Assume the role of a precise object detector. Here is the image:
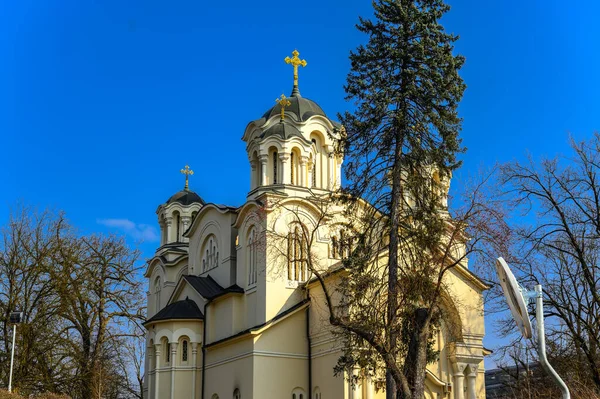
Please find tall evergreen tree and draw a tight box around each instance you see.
[339,1,466,398]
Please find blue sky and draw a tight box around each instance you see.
[1,0,599,368]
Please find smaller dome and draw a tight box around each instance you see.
[166,189,205,206]
[262,95,328,122]
[260,121,311,144]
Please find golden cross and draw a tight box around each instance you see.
[180,165,194,190]
[276,94,291,120]
[284,50,307,93]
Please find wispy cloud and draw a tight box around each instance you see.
[97,218,159,242]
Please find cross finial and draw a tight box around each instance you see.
[284,49,307,97]
[180,165,194,190]
[276,94,291,121]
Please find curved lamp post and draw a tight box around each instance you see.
[495,257,570,399]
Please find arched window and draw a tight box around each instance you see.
[311,138,318,188]
[247,228,258,286]
[287,226,307,282]
[202,236,219,272]
[313,387,321,399]
[273,151,278,184]
[339,229,353,259]
[154,277,161,312]
[161,338,170,365]
[175,212,181,241]
[290,152,295,184]
[331,236,338,259]
[212,395,219,399]
[292,388,306,399]
[181,339,188,362]
[233,388,241,399]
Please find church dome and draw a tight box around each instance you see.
[262,94,328,122]
[259,120,310,143]
[166,189,205,206]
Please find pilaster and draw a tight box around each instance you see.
[154,344,162,397]
[279,152,291,184]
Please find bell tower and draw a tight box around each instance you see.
[156,165,204,248]
[241,50,344,199]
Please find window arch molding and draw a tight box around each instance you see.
[179,336,190,364]
[154,276,162,313]
[201,234,220,273]
[246,226,258,286]
[292,387,306,399]
[287,222,308,282]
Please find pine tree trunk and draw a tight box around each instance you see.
[387,132,405,399]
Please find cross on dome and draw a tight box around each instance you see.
[180,165,194,190]
[275,94,291,120]
[284,49,307,97]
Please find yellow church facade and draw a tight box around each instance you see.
[143,51,488,399]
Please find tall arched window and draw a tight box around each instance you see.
[290,152,295,184]
[175,212,181,241]
[287,226,307,282]
[331,236,338,259]
[161,338,170,365]
[247,228,258,286]
[233,388,241,399]
[273,151,278,184]
[154,277,161,312]
[202,236,219,272]
[181,339,188,362]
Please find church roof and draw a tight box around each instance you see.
[144,298,203,324]
[184,275,244,300]
[166,189,205,206]
[259,121,311,143]
[262,94,328,122]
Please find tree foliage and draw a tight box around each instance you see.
[495,134,600,395]
[336,0,470,397]
[0,205,145,398]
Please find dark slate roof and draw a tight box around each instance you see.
[166,189,205,206]
[262,95,328,122]
[184,275,244,300]
[259,121,311,143]
[145,298,203,324]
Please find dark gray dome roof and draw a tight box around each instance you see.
[145,298,203,324]
[260,121,311,143]
[263,95,328,122]
[166,189,205,206]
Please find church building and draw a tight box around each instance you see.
[143,50,489,399]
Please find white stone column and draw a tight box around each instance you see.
[147,348,154,399]
[326,149,334,190]
[453,362,467,399]
[181,216,191,242]
[250,159,257,189]
[365,375,374,399]
[466,364,478,399]
[259,155,268,186]
[300,156,308,188]
[170,342,178,399]
[279,153,290,184]
[154,344,162,398]
[349,368,361,399]
[165,216,173,243]
[308,159,315,188]
[191,343,199,399]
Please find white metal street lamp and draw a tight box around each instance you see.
[495,257,570,399]
[8,311,23,393]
